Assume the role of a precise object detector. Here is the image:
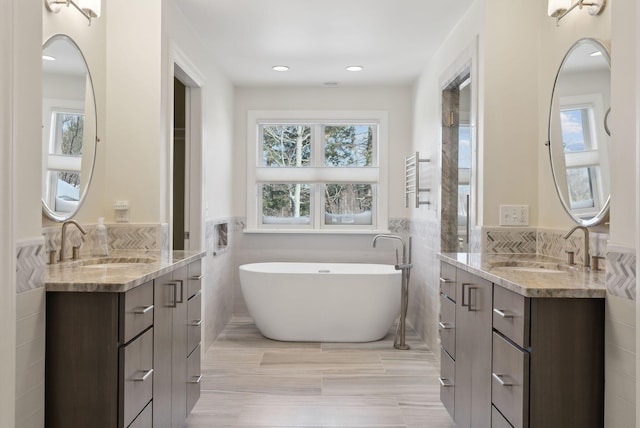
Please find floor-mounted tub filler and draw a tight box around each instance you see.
[372,234,413,350]
[239,262,401,343]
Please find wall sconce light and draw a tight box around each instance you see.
[45,0,101,25]
[548,0,606,24]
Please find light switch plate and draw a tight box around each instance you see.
[499,205,529,226]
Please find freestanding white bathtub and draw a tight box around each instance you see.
[239,262,401,342]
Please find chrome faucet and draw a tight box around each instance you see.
[372,234,408,267]
[372,234,412,350]
[563,225,590,269]
[59,219,87,262]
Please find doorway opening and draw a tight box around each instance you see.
[172,64,203,252]
[441,68,473,253]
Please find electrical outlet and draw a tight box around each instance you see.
[499,205,529,226]
[114,200,130,223]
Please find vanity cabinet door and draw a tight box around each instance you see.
[439,347,455,418]
[454,269,492,428]
[187,343,203,414]
[153,265,192,428]
[492,285,529,348]
[439,294,456,358]
[120,328,154,428]
[121,280,154,344]
[128,402,152,428]
[491,331,529,428]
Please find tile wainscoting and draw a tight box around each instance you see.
[204,217,244,349]
[42,222,169,261]
[15,237,46,428]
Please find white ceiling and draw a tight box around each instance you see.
[174,0,475,87]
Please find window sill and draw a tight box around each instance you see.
[243,229,391,235]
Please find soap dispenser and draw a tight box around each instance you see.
[94,217,109,256]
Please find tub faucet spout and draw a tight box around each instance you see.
[372,234,407,265]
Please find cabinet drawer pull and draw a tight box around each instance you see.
[191,275,204,280]
[133,369,154,382]
[168,282,178,308]
[493,308,514,318]
[439,277,454,283]
[492,372,513,386]
[134,305,154,314]
[176,279,185,303]
[190,319,203,326]
[438,377,454,387]
[189,375,203,384]
[438,321,453,330]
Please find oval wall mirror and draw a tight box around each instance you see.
[41,34,98,222]
[548,38,611,227]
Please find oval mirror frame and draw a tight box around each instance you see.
[547,38,611,227]
[41,34,98,222]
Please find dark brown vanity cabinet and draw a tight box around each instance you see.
[153,260,203,428]
[46,259,203,428]
[491,286,604,428]
[439,261,605,428]
[46,280,155,428]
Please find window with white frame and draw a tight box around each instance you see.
[559,94,608,217]
[246,111,388,232]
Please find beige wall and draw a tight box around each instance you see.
[1,1,17,426]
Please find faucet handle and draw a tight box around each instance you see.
[565,250,575,265]
[48,249,57,265]
[72,245,81,261]
[591,255,606,271]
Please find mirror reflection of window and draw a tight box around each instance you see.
[45,110,84,213]
[560,105,602,216]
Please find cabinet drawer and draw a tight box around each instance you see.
[492,405,513,428]
[492,332,529,428]
[440,262,457,301]
[188,291,202,355]
[128,401,152,428]
[187,344,202,415]
[493,285,529,348]
[120,328,154,428]
[120,281,154,344]
[188,260,203,299]
[439,295,455,358]
[439,347,455,419]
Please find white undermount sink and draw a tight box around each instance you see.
[489,260,578,274]
[79,257,156,268]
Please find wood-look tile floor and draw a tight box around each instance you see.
[185,317,455,428]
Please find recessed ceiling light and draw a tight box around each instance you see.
[589,51,602,57]
[323,82,339,87]
[272,65,289,72]
[42,55,56,61]
[346,65,364,72]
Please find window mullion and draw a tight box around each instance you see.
[314,125,324,228]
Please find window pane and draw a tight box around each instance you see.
[51,112,84,155]
[566,167,595,209]
[261,184,311,224]
[261,125,311,167]
[46,170,81,213]
[324,184,372,225]
[560,108,594,153]
[324,125,373,167]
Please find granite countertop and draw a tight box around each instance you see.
[45,249,206,293]
[439,253,606,298]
